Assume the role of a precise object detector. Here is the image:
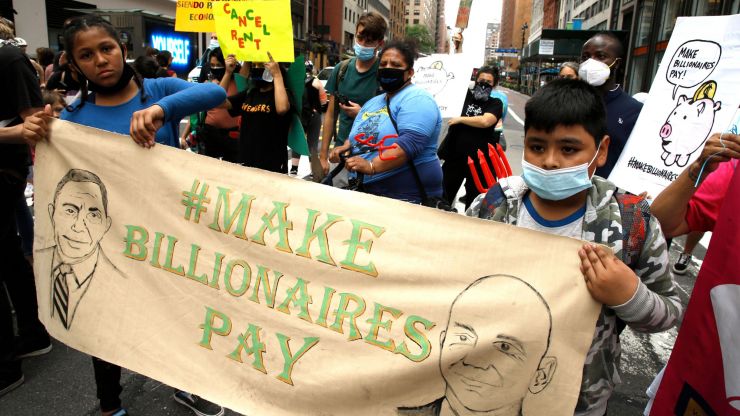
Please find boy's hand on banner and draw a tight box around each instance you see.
[264,52,282,80]
[578,244,639,306]
[130,105,165,148]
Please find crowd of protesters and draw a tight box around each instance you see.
[1,9,739,416]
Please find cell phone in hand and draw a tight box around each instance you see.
[335,93,350,106]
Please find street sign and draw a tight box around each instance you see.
[539,39,555,55]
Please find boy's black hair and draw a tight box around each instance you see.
[524,78,607,144]
[476,66,499,87]
[379,39,418,69]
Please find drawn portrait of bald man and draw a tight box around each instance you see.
[35,169,124,331]
[399,274,557,416]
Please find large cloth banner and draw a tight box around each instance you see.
[214,0,294,62]
[34,121,600,415]
[413,54,474,118]
[651,166,740,415]
[609,14,740,197]
[175,0,217,33]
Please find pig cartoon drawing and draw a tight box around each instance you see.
[660,80,722,167]
[414,61,455,96]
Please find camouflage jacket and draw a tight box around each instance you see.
[468,176,682,416]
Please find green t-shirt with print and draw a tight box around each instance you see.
[325,57,381,145]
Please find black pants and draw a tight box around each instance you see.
[0,170,46,380]
[92,357,122,412]
[441,135,501,209]
[200,124,239,163]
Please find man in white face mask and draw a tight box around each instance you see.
[579,32,643,178]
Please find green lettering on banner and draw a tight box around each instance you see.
[248,265,283,308]
[227,324,267,374]
[364,303,402,352]
[185,244,208,284]
[162,235,185,276]
[315,285,336,327]
[340,220,385,277]
[250,201,294,253]
[275,278,313,323]
[329,292,366,341]
[395,315,436,362]
[209,252,225,289]
[275,333,320,386]
[207,187,255,240]
[198,306,232,350]
[294,209,342,266]
[150,231,165,268]
[224,259,251,297]
[123,225,148,260]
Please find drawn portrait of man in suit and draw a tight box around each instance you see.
[398,274,557,416]
[37,169,122,330]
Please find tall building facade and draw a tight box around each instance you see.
[436,0,449,52]
[558,0,613,30]
[499,0,533,71]
[389,0,406,39]
[484,22,501,63]
[405,0,438,35]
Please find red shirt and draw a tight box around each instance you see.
[685,159,738,232]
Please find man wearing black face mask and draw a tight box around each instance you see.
[580,32,642,178]
[440,66,503,208]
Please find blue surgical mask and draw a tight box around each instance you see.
[521,146,601,201]
[354,42,377,61]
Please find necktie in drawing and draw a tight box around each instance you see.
[53,263,74,329]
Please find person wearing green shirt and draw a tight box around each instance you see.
[319,11,388,183]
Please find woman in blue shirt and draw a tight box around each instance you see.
[329,40,443,203]
[23,14,226,416]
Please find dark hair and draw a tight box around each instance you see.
[155,50,172,68]
[0,17,14,40]
[145,46,159,57]
[591,31,625,59]
[356,11,387,42]
[53,169,109,215]
[209,47,225,67]
[524,78,607,144]
[133,56,160,79]
[476,66,499,87]
[62,14,147,110]
[36,47,55,67]
[379,39,418,69]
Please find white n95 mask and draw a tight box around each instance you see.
[578,58,614,87]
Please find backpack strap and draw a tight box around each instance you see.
[337,58,352,86]
[615,193,652,269]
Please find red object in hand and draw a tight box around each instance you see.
[496,143,513,176]
[487,143,505,180]
[468,156,486,193]
[477,149,496,188]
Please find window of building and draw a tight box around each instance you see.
[413,18,419,24]
[634,0,655,46]
[657,0,681,41]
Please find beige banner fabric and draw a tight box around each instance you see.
[34,120,600,416]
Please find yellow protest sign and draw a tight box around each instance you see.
[175,0,217,33]
[214,0,294,62]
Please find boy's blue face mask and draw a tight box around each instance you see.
[354,42,377,61]
[521,143,602,201]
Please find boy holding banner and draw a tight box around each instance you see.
[468,79,682,415]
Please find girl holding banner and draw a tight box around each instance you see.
[22,14,227,416]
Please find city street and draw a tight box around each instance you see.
[0,87,707,416]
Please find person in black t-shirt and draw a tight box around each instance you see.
[225,53,291,174]
[440,66,503,208]
[0,19,52,397]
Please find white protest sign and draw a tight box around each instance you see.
[609,15,740,197]
[413,54,474,118]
